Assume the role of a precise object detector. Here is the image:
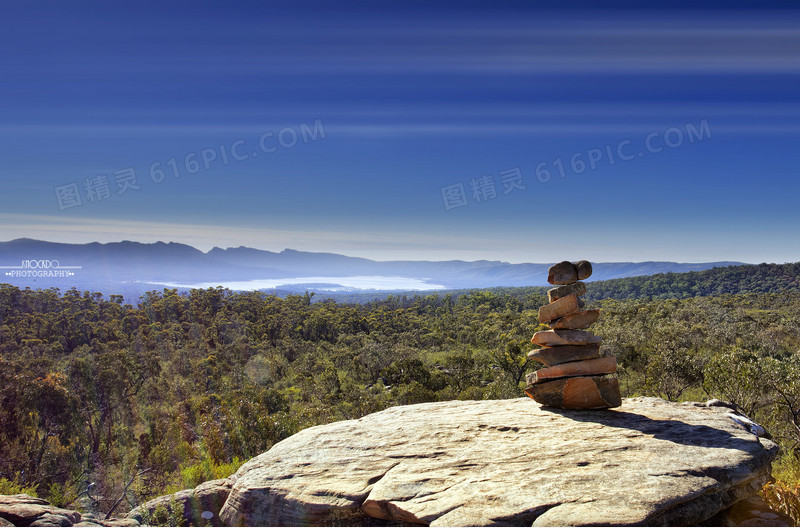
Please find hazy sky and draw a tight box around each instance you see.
[2,1,799,263]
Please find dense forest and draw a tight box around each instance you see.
[586,262,800,300]
[1,274,800,523]
[321,261,800,305]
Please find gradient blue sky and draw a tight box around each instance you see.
[1,0,799,263]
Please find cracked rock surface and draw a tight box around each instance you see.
[219,397,777,527]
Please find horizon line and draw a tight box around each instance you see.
[0,237,766,266]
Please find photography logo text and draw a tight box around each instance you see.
[0,259,82,278]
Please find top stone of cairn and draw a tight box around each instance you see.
[547,260,593,285]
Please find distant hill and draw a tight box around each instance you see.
[0,238,743,302]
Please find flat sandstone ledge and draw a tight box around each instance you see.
[0,494,139,527]
[219,397,778,527]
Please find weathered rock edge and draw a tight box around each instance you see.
[0,494,138,527]
[219,397,778,527]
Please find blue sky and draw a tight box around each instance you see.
[1,1,799,263]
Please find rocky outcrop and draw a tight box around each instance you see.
[0,495,79,527]
[219,397,778,527]
[126,478,231,526]
[0,495,137,527]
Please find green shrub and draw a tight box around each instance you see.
[178,455,244,490]
[0,475,38,496]
[141,497,187,527]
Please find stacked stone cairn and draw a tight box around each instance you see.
[524,260,622,409]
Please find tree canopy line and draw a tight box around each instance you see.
[321,261,800,305]
[584,262,800,300]
[0,262,799,523]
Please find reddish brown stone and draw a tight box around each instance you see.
[527,344,601,367]
[531,329,602,347]
[524,376,621,409]
[526,356,617,385]
[547,261,578,285]
[547,281,586,303]
[549,309,600,330]
[538,294,579,324]
[575,260,593,280]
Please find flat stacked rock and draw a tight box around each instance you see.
[524,260,622,409]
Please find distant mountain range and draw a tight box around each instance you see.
[0,238,744,302]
